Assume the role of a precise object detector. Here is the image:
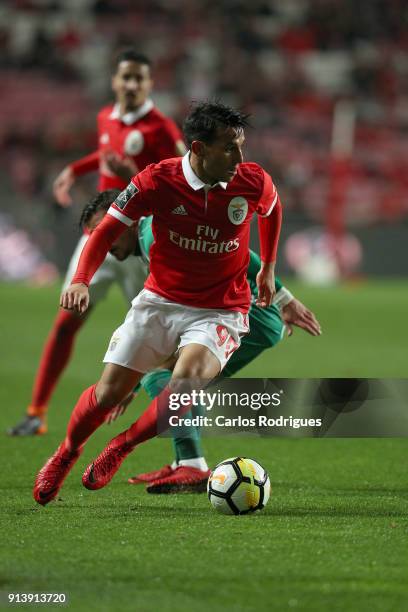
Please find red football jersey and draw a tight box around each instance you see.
[108,154,279,312]
[71,100,184,191]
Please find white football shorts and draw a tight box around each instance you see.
[63,234,147,305]
[103,289,249,373]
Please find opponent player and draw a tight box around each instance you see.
[9,49,185,436]
[33,101,283,505]
[79,190,321,493]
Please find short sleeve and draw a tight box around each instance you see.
[108,165,156,226]
[256,169,279,217]
[154,120,186,160]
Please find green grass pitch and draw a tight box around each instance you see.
[0,280,407,611]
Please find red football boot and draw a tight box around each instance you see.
[33,442,81,505]
[82,434,133,491]
[128,464,174,484]
[146,466,211,494]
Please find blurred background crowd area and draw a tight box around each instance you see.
[0,0,407,281]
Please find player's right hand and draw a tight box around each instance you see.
[102,150,138,182]
[60,283,90,314]
[53,166,75,207]
[105,391,136,424]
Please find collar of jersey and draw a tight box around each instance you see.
[109,99,154,125]
[182,153,228,191]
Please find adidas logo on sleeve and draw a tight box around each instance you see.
[172,205,188,215]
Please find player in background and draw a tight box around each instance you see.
[8,49,186,436]
[33,101,284,505]
[75,191,321,493]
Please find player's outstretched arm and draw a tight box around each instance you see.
[60,213,126,314]
[53,166,75,207]
[53,152,100,207]
[257,197,282,307]
[282,298,322,337]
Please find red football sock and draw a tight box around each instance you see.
[29,309,84,415]
[124,386,192,447]
[65,384,112,451]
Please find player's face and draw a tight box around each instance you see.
[87,211,137,260]
[112,61,152,112]
[109,229,138,261]
[198,127,245,184]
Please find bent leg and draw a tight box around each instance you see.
[66,363,143,452]
[29,308,89,415]
[142,368,206,463]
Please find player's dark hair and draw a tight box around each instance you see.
[113,48,152,72]
[79,189,121,228]
[182,101,250,147]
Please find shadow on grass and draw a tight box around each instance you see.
[12,501,408,521]
[12,503,211,518]
[265,507,407,518]
[275,481,408,493]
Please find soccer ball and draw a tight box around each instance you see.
[207,457,271,515]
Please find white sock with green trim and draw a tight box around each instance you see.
[178,457,209,471]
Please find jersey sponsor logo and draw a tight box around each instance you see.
[124,129,144,155]
[114,183,139,211]
[172,205,188,215]
[228,197,248,225]
[169,224,240,254]
[100,133,109,144]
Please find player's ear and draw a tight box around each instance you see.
[191,140,206,157]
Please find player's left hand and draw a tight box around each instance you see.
[256,263,276,307]
[105,391,136,424]
[102,151,138,182]
[282,298,322,336]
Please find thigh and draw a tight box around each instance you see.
[174,343,221,380]
[96,362,143,407]
[223,305,284,376]
[102,290,181,373]
[178,310,249,373]
[247,303,284,348]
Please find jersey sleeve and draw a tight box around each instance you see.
[256,169,279,217]
[107,165,156,227]
[70,151,99,177]
[258,198,282,263]
[72,214,125,286]
[154,120,186,160]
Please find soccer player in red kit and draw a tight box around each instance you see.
[33,101,283,505]
[9,49,186,436]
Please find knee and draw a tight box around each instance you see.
[172,360,217,384]
[95,381,124,409]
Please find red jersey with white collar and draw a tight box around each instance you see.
[107,154,280,312]
[71,100,184,191]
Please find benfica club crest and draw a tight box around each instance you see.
[124,129,145,155]
[228,197,248,225]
